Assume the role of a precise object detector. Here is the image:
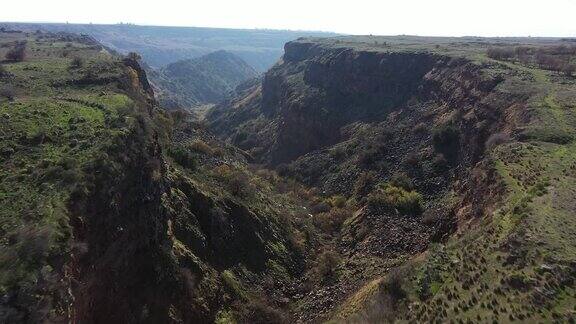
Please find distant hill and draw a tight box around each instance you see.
[148,50,258,109]
[0,23,336,71]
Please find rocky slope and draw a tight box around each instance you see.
[208,36,576,322]
[0,30,305,323]
[2,29,576,323]
[148,50,258,109]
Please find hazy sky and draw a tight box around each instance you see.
[2,0,575,37]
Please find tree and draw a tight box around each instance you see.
[126,52,141,61]
[5,42,26,62]
[69,56,84,69]
[0,85,15,101]
[562,64,575,77]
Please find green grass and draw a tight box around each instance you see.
[0,31,138,296]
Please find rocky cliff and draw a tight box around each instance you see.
[209,36,576,322]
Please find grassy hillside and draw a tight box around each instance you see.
[0,29,160,321]
[0,30,310,323]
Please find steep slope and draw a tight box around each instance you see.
[149,51,258,109]
[208,36,576,322]
[0,30,306,323]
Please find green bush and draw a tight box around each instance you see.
[314,207,351,233]
[5,41,26,62]
[168,146,196,169]
[315,250,341,284]
[0,85,15,101]
[432,123,460,155]
[69,56,84,69]
[367,183,423,216]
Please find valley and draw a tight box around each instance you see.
[1,27,576,324]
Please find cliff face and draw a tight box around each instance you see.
[0,30,304,324]
[208,37,570,322]
[208,39,507,171]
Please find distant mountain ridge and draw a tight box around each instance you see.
[0,22,336,71]
[148,50,258,109]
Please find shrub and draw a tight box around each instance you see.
[367,183,423,216]
[213,166,254,197]
[432,153,449,172]
[486,47,515,60]
[275,163,290,177]
[328,195,347,208]
[353,171,376,199]
[485,132,510,151]
[0,64,7,77]
[357,146,380,167]
[126,52,141,61]
[404,152,420,168]
[383,266,408,303]
[189,139,213,155]
[168,146,196,169]
[562,64,575,77]
[237,299,289,324]
[169,109,190,127]
[358,265,411,323]
[226,171,252,197]
[0,85,15,101]
[432,123,460,151]
[389,172,413,190]
[310,200,331,214]
[69,56,84,69]
[314,207,351,233]
[413,122,427,134]
[5,41,26,62]
[315,250,341,284]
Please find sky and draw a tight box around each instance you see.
[2,0,575,37]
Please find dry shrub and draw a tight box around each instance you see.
[189,139,213,155]
[485,132,511,151]
[5,41,26,62]
[353,171,376,199]
[486,47,515,60]
[309,200,331,214]
[169,109,190,126]
[354,266,411,323]
[236,299,289,324]
[314,250,341,284]
[314,207,351,233]
[212,165,254,197]
[0,84,15,101]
